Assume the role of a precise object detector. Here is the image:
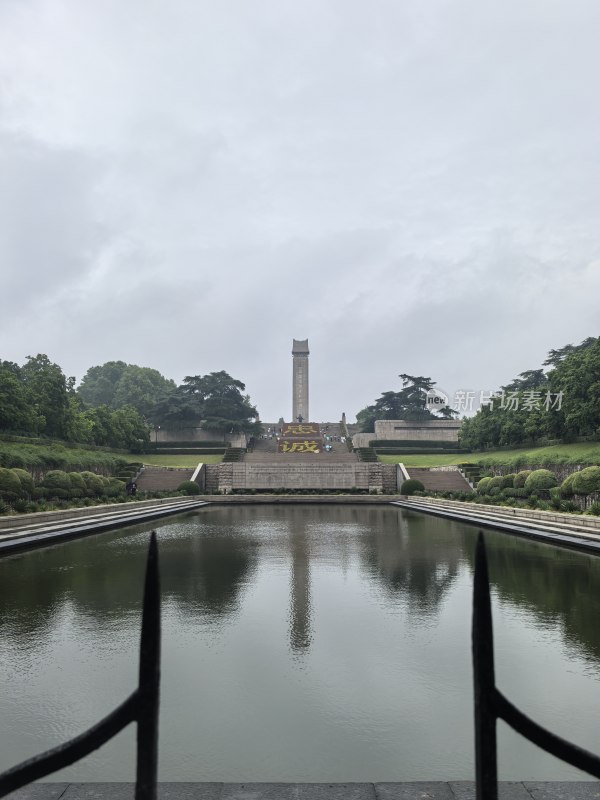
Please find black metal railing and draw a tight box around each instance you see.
[0,532,160,800]
[1,529,599,800]
[473,531,600,798]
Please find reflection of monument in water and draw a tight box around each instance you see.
[288,512,312,652]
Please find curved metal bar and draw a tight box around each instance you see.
[0,532,161,800]
[472,532,498,800]
[494,689,600,779]
[136,531,161,800]
[0,693,138,798]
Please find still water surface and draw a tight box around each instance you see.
[0,505,599,782]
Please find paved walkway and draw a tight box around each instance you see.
[6,782,600,799]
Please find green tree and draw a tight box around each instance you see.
[0,361,41,432]
[165,371,261,436]
[77,361,128,407]
[112,366,176,421]
[83,405,150,450]
[547,337,600,438]
[502,369,548,391]
[77,362,176,422]
[356,374,454,432]
[459,335,600,449]
[21,354,70,438]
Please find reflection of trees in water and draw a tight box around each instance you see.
[360,509,464,616]
[459,530,600,666]
[159,528,258,617]
[0,514,258,649]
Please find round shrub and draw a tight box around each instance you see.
[0,467,23,501]
[502,473,517,489]
[572,466,600,496]
[10,468,34,496]
[488,476,505,491]
[178,480,201,495]
[68,472,87,498]
[80,471,106,496]
[523,469,558,495]
[40,470,73,499]
[400,479,425,495]
[514,470,533,489]
[477,477,492,494]
[5,452,25,469]
[105,478,126,497]
[560,472,577,498]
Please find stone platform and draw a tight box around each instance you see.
[6,782,600,800]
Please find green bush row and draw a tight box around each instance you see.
[0,467,126,502]
[370,440,461,449]
[413,488,600,516]
[0,442,129,475]
[148,441,228,449]
[477,467,600,497]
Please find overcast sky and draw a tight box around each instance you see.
[1,0,599,422]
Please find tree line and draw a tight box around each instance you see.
[460,335,600,450]
[0,356,260,450]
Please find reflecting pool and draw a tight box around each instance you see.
[0,505,599,782]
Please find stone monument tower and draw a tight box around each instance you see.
[292,339,309,422]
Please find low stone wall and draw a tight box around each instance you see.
[397,495,600,531]
[352,432,374,448]
[218,462,384,491]
[374,419,462,442]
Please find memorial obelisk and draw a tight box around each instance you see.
[292,339,309,422]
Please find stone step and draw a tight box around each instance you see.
[406,468,474,493]
[136,466,196,492]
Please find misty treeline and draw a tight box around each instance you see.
[460,336,600,450]
[0,356,260,450]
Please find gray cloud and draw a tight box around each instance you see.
[1,0,599,421]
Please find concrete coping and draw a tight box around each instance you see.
[0,496,204,532]
[398,495,600,530]
[8,782,600,799]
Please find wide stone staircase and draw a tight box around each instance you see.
[405,467,473,493]
[135,466,195,492]
[246,423,358,463]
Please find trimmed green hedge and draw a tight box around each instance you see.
[148,440,228,449]
[177,480,202,495]
[374,448,468,455]
[514,470,533,488]
[477,477,492,494]
[0,467,22,500]
[560,472,577,497]
[400,479,425,495]
[11,468,34,495]
[370,440,461,449]
[145,448,226,455]
[524,469,558,494]
[572,466,600,496]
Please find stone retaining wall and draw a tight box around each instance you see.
[218,462,385,491]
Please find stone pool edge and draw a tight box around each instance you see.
[7,781,600,799]
[2,493,600,557]
[392,497,600,555]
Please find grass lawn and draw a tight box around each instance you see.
[378,441,600,468]
[135,454,223,467]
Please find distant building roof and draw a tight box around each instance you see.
[292,339,309,354]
